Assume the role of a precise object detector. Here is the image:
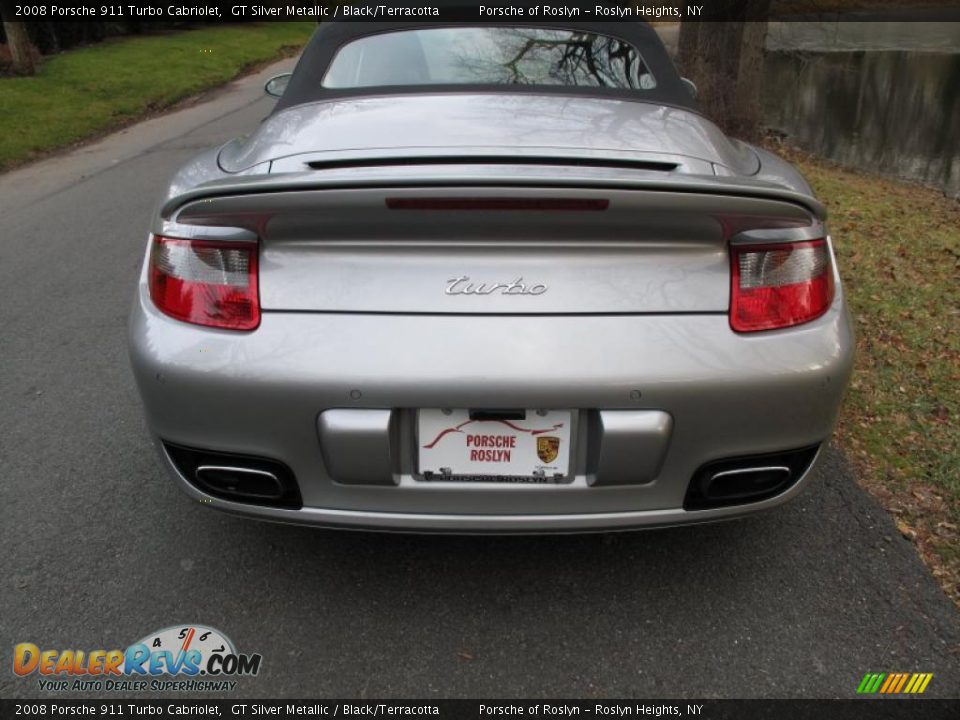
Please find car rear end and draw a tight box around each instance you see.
[129,165,854,532]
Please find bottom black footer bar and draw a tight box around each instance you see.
[2,700,959,720]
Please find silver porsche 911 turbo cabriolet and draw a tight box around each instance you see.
[129,20,854,532]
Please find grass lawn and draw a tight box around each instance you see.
[0,23,314,171]
[783,148,960,606]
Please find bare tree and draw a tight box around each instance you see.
[454,29,644,90]
[677,1,772,140]
[2,16,37,75]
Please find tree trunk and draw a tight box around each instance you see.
[2,19,37,75]
[731,22,770,139]
[674,1,772,141]
[676,22,701,78]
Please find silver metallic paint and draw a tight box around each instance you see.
[129,254,853,523]
[130,93,854,532]
[153,442,828,534]
[217,94,760,175]
[589,411,674,487]
[173,185,816,315]
[318,409,399,486]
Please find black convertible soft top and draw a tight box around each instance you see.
[274,20,696,114]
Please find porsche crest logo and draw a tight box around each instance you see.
[536,436,560,464]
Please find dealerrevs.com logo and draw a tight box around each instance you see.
[13,625,261,692]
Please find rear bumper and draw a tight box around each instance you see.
[156,440,826,533]
[129,282,854,532]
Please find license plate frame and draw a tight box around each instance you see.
[417,409,573,481]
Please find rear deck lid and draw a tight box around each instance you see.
[218,94,759,176]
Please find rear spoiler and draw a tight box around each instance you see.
[160,165,826,222]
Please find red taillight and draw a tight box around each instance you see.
[730,239,834,333]
[148,235,260,331]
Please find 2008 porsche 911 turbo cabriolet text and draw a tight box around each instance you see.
[129,21,854,532]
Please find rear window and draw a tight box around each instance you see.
[323,27,656,91]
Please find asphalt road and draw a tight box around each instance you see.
[1,60,958,701]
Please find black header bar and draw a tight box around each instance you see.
[2,1,959,22]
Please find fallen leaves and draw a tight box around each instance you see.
[775,146,960,610]
[897,521,918,542]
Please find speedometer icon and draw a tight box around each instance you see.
[131,624,235,674]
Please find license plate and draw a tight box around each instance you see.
[417,409,572,480]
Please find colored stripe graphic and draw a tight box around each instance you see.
[857,672,932,694]
[879,674,896,693]
[857,673,883,694]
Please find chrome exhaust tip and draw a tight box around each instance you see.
[195,465,285,501]
[163,442,302,508]
[701,466,792,503]
[684,445,820,510]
